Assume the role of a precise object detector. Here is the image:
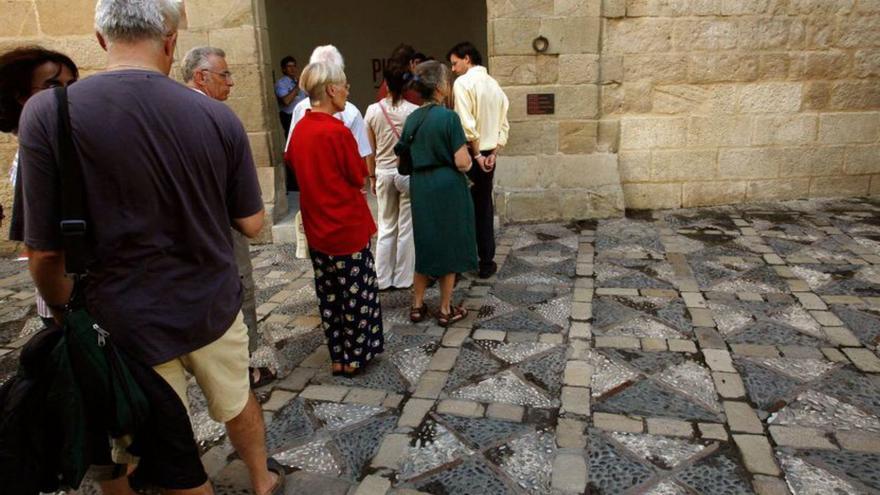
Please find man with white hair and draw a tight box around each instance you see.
[284,45,373,164]
[182,46,276,389]
[17,1,283,494]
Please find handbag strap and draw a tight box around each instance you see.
[406,103,435,144]
[54,86,89,276]
[378,100,401,140]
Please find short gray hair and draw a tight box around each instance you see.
[182,46,226,82]
[95,0,184,44]
[309,45,344,70]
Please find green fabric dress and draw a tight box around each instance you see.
[396,104,478,277]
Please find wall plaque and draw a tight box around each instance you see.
[527,93,555,115]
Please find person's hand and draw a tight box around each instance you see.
[476,155,493,173]
[369,176,377,196]
[486,153,497,170]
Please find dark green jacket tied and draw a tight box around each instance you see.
[0,309,150,494]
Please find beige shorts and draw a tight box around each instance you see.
[152,311,251,423]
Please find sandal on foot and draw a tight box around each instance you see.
[437,305,468,327]
[410,305,428,323]
[264,458,286,495]
[249,367,277,389]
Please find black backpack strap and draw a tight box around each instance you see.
[54,86,89,276]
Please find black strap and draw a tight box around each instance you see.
[54,86,89,275]
[406,103,435,144]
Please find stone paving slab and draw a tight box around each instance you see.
[2,198,880,494]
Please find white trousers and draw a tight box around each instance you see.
[375,170,415,289]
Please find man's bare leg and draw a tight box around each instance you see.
[225,392,278,495]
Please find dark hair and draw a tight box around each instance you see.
[407,60,450,102]
[382,59,409,105]
[280,55,296,70]
[389,44,415,66]
[0,46,78,133]
[446,41,482,66]
[411,52,427,64]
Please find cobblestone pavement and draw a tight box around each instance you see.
[2,197,880,494]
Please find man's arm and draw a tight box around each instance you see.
[28,249,73,322]
[233,210,264,239]
[276,78,299,106]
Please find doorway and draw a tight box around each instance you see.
[265,0,488,111]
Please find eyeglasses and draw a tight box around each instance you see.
[202,69,234,81]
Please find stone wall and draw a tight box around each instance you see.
[0,0,285,245]
[603,0,880,209]
[488,0,626,222]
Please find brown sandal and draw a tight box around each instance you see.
[410,305,428,323]
[437,305,468,327]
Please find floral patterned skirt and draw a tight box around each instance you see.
[309,243,384,368]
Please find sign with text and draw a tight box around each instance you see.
[527,93,555,115]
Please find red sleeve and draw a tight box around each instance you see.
[334,128,367,188]
[376,81,388,101]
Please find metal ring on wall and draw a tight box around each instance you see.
[532,36,549,53]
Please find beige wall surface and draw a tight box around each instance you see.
[264,0,487,112]
[604,0,880,208]
[0,0,285,245]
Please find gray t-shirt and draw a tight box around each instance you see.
[17,69,263,366]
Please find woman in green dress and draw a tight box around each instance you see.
[395,61,477,327]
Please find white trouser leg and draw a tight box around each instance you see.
[375,171,400,289]
[393,173,415,289]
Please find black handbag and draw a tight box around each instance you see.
[395,104,434,176]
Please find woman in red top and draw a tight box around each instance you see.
[285,61,383,377]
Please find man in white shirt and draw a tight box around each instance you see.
[448,41,510,279]
[284,45,374,164]
[182,46,276,389]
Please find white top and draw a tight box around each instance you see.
[285,99,373,158]
[364,97,418,170]
[452,65,510,151]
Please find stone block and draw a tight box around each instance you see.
[492,18,541,55]
[262,390,296,411]
[689,53,759,83]
[753,115,818,145]
[651,150,717,181]
[487,403,525,422]
[830,81,880,110]
[724,401,764,434]
[620,117,687,150]
[276,367,315,391]
[618,151,651,182]
[557,418,587,448]
[593,412,643,432]
[738,17,804,51]
[703,349,736,372]
[810,176,871,198]
[570,322,592,339]
[538,16,601,54]
[595,336,640,349]
[490,55,539,85]
[505,121,559,156]
[642,338,667,352]
[494,155,540,187]
[623,54,689,83]
[0,1,38,37]
[604,0,626,17]
[442,327,470,347]
[437,399,484,418]
[774,146,846,177]
[344,388,387,406]
[733,434,780,476]
[835,15,880,48]
[845,145,880,175]
[842,347,880,372]
[622,182,682,209]
[855,49,880,78]
[758,53,794,79]
[551,454,587,493]
[605,18,673,54]
[354,475,391,495]
[413,371,447,399]
[598,119,620,152]
[738,83,803,113]
[699,423,728,441]
[682,181,747,208]
[397,399,434,428]
[687,116,752,147]
[668,339,697,353]
[226,96,268,132]
[752,475,793,495]
[769,426,836,449]
[564,361,593,387]
[601,82,652,115]
[558,121,598,154]
[819,113,880,144]
[561,386,590,416]
[803,51,851,79]
[209,27,260,65]
[371,434,409,469]
[835,431,880,452]
[558,185,626,220]
[801,81,829,111]
[35,0,97,35]
[428,348,459,371]
[299,385,348,402]
[555,0,600,16]
[487,0,554,18]
[747,178,811,202]
[647,418,694,437]
[673,19,738,51]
